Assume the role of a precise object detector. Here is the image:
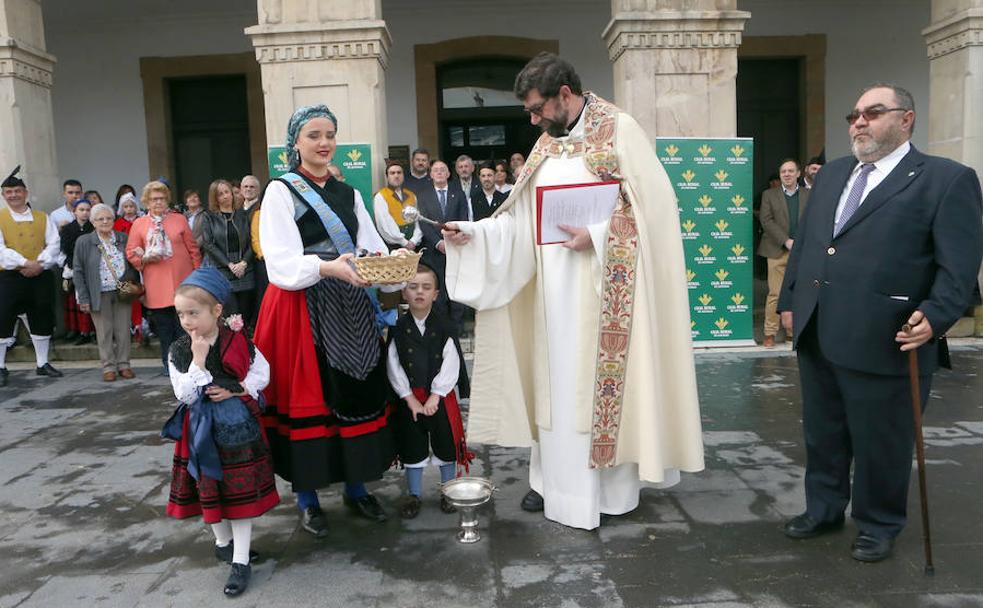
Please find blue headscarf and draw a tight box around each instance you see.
[72,198,90,209]
[181,267,232,305]
[285,104,338,169]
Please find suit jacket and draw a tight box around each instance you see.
[778,145,983,376]
[757,186,809,258]
[472,189,508,221]
[450,178,482,219]
[415,185,467,279]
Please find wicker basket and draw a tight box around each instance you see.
[352,250,424,284]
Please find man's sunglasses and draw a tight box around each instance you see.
[846,106,909,125]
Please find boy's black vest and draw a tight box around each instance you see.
[391,312,470,398]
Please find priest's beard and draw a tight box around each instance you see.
[539,109,571,138]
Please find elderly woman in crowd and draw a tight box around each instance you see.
[125,181,201,374]
[113,191,145,344]
[254,104,398,537]
[197,179,256,321]
[73,204,139,381]
[114,193,141,234]
[60,198,96,345]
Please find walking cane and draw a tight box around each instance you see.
[903,323,935,575]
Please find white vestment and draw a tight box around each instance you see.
[446,102,703,530]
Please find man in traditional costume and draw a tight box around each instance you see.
[372,160,422,251]
[443,53,704,530]
[0,166,64,386]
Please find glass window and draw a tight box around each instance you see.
[468,125,506,146]
[448,126,465,148]
[438,58,526,109]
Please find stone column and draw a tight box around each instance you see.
[602,0,750,141]
[0,0,58,210]
[923,0,983,335]
[246,0,391,191]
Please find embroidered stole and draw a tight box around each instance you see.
[500,94,638,469]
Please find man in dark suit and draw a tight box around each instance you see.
[758,159,809,347]
[450,154,482,221]
[473,161,507,221]
[416,160,468,325]
[778,84,983,562]
[403,148,433,195]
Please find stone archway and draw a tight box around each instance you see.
[413,36,559,155]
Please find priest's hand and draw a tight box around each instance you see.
[443,223,471,246]
[781,311,793,334]
[405,395,426,422]
[559,224,593,251]
[897,310,934,351]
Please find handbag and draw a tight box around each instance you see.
[98,241,145,302]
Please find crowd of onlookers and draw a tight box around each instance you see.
[4,149,526,382]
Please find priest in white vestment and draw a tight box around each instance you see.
[443,53,704,530]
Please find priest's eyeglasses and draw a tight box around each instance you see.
[524,98,552,117]
[845,105,908,125]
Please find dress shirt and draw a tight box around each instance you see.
[0,206,61,270]
[49,204,75,227]
[834,141,911,226]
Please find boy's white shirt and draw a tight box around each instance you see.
[386,312,459,399]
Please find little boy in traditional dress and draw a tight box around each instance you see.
[386,264,471,518]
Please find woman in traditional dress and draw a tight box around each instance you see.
[254,105,396,537]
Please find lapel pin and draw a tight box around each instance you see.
[908,171,915,177]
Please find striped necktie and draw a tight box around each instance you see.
[834,163,875,237]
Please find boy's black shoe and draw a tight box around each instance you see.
[301,507,329,538]
[36,363,63,378]
[0,368,8,387]
[214,542,259,564]
[343,493,388,522]
[520,489,544,512]
[223,563,251,597]
[399,495,422,519]
[440,495,457,514]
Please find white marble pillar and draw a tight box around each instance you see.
[0,0,58,210]
[602,0,750,140]
[246,0,390,191]
[923,0,983,335]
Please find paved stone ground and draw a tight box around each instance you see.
[1,347,982,608]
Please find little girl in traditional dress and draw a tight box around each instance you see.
[163,268,279,597]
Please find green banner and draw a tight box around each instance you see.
[267,146,291,178]
[656,137,754,346]
[335,143,373,217]
[267,143,374,216]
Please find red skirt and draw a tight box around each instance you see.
[254,285,394,491]
[64,290,94,333]
[166,399,280,523]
